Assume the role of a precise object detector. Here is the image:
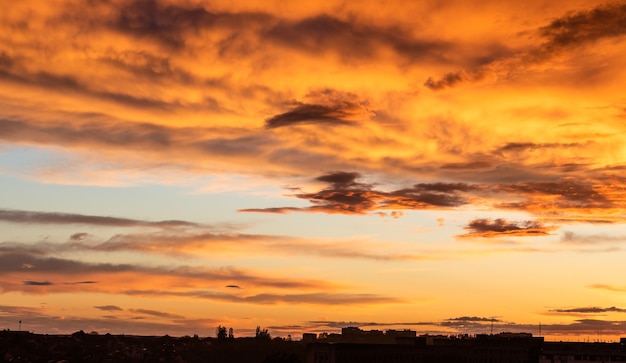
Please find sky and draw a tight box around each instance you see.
[1,0,626,341]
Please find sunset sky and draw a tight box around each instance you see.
[2,0,626,341]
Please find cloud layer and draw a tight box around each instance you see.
[2,0,626,338]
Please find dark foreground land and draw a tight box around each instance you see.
[4,329,626,363]
[0,330,304,363]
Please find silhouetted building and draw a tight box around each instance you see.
[303,333,318,343]
[539,341,626,363]
[307,331,544,363]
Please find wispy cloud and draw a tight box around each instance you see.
[94,305,123,312]
[129,308,185,319]
[0,208,203,229]
[0,304,217,336]
[447,316,501,322]
[587,284,626,293]
[123,290,402,306]
[0,230,436,262]
[550,306,626,314]
[0,252,333,292]
[561,231,626,245]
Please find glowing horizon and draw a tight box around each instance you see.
[2,0,626,341]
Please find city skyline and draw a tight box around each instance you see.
[1,0,626,340]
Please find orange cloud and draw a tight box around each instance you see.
[425,2,626,90]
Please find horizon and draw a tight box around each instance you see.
[3,325,625,344]
[2,0,626,343]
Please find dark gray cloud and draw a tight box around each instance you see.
[23,280,53,286]
[95,305,123,312]
[447,316,501,322]
[539,3,626,49]
[266,103,358,128]
[22,279,96,287]
[315,171,366,189]
[495,142,582,154]
[241,172,474,215]
[265,89,372,129]
[499,181,612,209]
[404,182,476,194]
[551,306,626,314]
[424,71,470,90]
[459,218,553,238]
[377,185,469,208]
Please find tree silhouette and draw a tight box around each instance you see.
[216,325,227,340]
[255,326,271,340]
